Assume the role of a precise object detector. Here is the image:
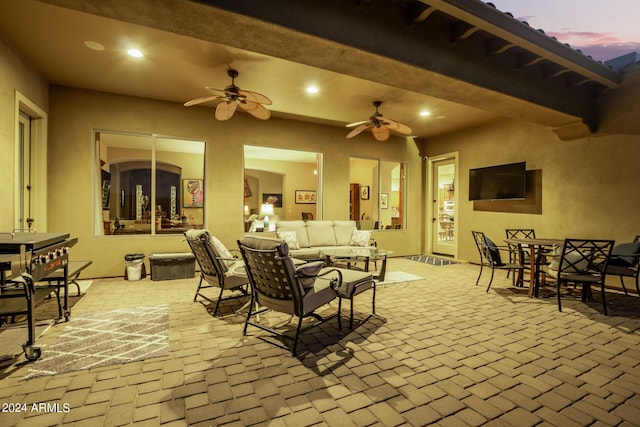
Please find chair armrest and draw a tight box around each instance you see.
[296,262,342,291]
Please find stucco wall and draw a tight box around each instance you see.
[47,86,422,277]
[425,119,640,264]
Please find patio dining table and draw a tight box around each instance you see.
[504,237,563,298]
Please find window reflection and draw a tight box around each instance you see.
[243,146,322,232]
[350,157,405,230]
[96,131,205,236]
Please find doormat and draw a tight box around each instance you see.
[23,304,169,380]
[0,320,55,364]
[404,255,458,266]
[377,271,424,285]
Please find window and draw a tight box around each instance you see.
[350,157,405,230]
[243,146,322,231]
[96,131,205,236]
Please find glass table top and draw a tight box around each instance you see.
[320,247,393,258]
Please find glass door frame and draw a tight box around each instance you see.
[427,153,458,257]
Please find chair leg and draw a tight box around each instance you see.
[475,264,483,286]
[291,315,305,355]
[486,266,495,293]
[194,275,204,302]
[212,287,224,316]
[619,276,628,296]
[348,298,354,329]
[557,281,563,312]
[636,275,640,296]
[371,283,376,315]
[337,298,342,330]
[600,283,608,316]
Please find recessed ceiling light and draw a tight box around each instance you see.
[127,48,144,58]
[306,86,319,94]
[419,110,431,117]
[84,40,104,51]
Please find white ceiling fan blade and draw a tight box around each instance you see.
[383,117,413,135]
[215,100,238,121]
[346,120,370,128]
[372,125,390,141]
[239,101,271,120]
[184,95,222,106]
[239,89,272,105]
[346,123,371,139]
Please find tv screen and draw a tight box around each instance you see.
[469,162,526,201]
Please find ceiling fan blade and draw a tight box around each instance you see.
[184,95,222,107]
[215,100,238,121]
[383,117,413,135]
[346,120,370,128]
[239,89,272,105]
[238,101,271,120]
[372,125,390,141]
[346,123,371,139]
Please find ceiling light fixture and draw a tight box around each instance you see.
[346,101,412,141]
[306,85,319,94]
[419,110,431,117]
[184,69,272,121]
[84,40,104,51]
[127,48,144,58]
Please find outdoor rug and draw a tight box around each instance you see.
[0,320,55,364]
[377,271,424,285]
[405,255,458,266]
[24,304,169,379]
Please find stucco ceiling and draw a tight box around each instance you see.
[0,0,508,140]
[1,0,619,141]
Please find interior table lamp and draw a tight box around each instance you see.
[260,203,274,231]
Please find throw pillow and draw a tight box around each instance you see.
[609,242,640,267]
[277,230,300,250]
[296,261,325,289]
[349,230,371,247]
[210,235,234,267]
[481,237,503,266]
[548,244,589,273]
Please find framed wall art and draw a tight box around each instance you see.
[295,190,317,204]
[262,193,283,207]
[360,186,370,200]
[380,193,389,209]
[183,179,204,208]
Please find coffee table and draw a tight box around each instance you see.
[320,247,392,281]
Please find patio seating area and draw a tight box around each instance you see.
[1,257,639,426]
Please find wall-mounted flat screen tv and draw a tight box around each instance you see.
[469,162,526,201]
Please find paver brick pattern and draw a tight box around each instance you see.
[1,258,639,426]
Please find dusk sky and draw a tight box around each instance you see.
[486,0,640,62]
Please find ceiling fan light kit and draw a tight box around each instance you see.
[186,73,412,137]
[184,68,272,121]
[346,101,412,141]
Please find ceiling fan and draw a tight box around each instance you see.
[184,69,272,121]
[346,101,412,141]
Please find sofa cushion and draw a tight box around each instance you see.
[276,220,310,248]
[306,221,338,247]
[277,230,300,250]
[333,220,358,245]
[349,229,371,247]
